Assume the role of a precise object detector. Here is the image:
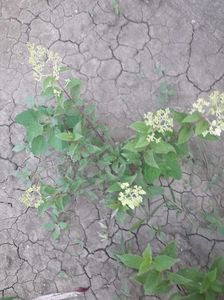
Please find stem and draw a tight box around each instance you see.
[58,82,113,144]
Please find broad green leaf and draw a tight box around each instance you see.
[67,78,82,99]
[143,164,161,184]
[211,256,224,276]
[178,126,193,144]
[148,186,164,197]
[182,112,201,123]
[207,268,217,282]
[143,244,152,263]
[175,142,189,157]
[195,119,209,136]
[64,113,81,128]
[211,280,224,293]
[168,272,192,285]
[151,141,176,154]
[49,132,64,151]
[166,153,182,180]
[144,149,159,168]
[15,109,38,126]
[122,151,141,164]
[122,140,138,152]
[118,254,143,270]
[135,136,149,149]
[143,270,161,293]
[107,183,121,193]
[27,122,43,142]
[130,121,149,133]
[73,121,82,134]
[56,132,74,141]
[180,294,204,300]
[160,241,176,258]
[170,293,182,300]
[31,135,47,155]
[135,270,149,284]
[139,259,152,274]
[204,291,217,300]
[172,110,188,123]
[153,255,177,272]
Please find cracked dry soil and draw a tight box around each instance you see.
[0,0,224,299]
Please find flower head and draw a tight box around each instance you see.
[21,184,44,208]
[144,108,173,134]
[118,183,146,209]
[27,43,62,81]
[191,91,224,137]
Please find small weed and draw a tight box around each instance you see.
[156,81,176,107]
[112,0,120,15]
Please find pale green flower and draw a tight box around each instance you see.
[144,108,173,134]
[21,184,43,208]
[146,132,161,143]
[27,43,62,81]
[191,91,224,137]
[118,183,146,209]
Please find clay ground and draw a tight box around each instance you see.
[0,0,224,299]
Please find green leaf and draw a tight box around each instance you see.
[58,222,68,230]
[200,132,219,141]
[49,132,64,151]
[195,119,209,136]
[170,293,182,300]
[139,259,152,274]
[181,294,204,300]
[143,244,152,263]
[52,227,61,239]
[135,136,149,149]
[172,110,188,123]
[107,183,121,193]
[27,122,43,142]
[143,164,161,184]
[211,256,224,276]
[182,112,201,123]
[143,270,161,294]
[67,78,82,99]
[207,268,217,282]
[148,186,164,197]
[118,254,143,270]
[44,223,55,230]
[168,272,192,285]
[144,149,159,168]
[153,255,177,272]
[151,141,176,154]
[175,142,189,157]
[56,132,74,141]
[178,126,193,144]
[130,121,149,133]
[15,109,38,126]
[12,144,26,152]
[166,153,182,180]
[31,135,47,155]
[160,241,176,258]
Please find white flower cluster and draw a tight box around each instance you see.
[21,185,44,208]
[118,182,146,209]
[146,132,161,143]
[191,91,224,136]
[144,108,173,143]
[27,43,62,81]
